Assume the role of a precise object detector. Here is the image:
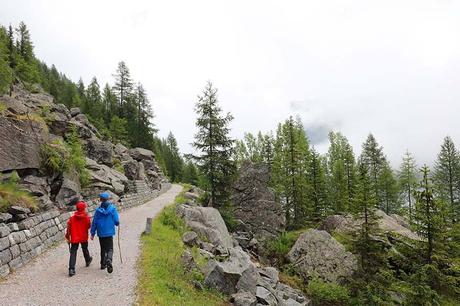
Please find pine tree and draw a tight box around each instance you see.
[190,81,236,207]
[361,134,387,209]
[0,26,13,94]
[308,148,328,220]
[414,165,446,264]
[182,161,199,186]
[85,77,102,118]
[271,117,311,228]
[398,151,418,221]
[165,132,183,182]
[433,136,460,223]
[102,84,117,124]
[112,61,133,117]
[379,162,401,214]
[352,157,385,275]
[326,132,356,213]
[15,22,33,62]
[109,115,129,146]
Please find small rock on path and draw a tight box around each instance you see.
[0,184,183,306]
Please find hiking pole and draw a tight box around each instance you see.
[117,226,123,264]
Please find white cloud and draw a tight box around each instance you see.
[1,0,460,167]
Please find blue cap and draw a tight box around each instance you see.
[99,192,110,200]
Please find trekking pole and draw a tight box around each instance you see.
[117,226,123,264]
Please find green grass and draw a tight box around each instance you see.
[263,229,306,264]
[136,187,227,306]
[0,172,37,213]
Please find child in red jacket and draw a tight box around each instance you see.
[65,201,93,276]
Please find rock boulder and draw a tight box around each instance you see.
[232,161,285,241]
[287,229,357,283]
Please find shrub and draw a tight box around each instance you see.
[219,205,238,232]
[113,158,125,174]
[40,139,70,174]
[264,230,303,264]
[160,205,187,233]
[307,278,351,306]
[0,172,37,212]
[40,127,90,187]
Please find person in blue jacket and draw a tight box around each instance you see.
[90,192,119,273]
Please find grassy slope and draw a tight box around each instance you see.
[136,186,227,306]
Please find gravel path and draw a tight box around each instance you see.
[0,184,182,306]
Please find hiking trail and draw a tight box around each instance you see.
[0,184,182,306]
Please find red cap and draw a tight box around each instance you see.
[76,201,87,212]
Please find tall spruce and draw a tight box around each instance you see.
[361,134,387,209]
[0,26,13,94]
[190,81,235,207]
[327,132,356,213]
[112,61,133,117]
[165,132,183,182]
[308,148,328,220]
[433,136,460,222]
[414,165,446,263]
[398,151,418,221]
[379,162,400,214]
[271,117,310,228]
[352,157,384,275]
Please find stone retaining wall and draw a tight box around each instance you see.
[0,181,171,278]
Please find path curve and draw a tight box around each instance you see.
[0,184,183,306]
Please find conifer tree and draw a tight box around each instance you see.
[379,162,401,214]
[308,148,328,220]
[326,132,356,213]
[398,151,418,220]
[433,136,460,222]
[414,165,446,264]
[112,61,133,116]
[102,84,117,124]
[352,157,385,274]
[165,132,183,182]
[272,117,310,228]
[0,26,13,94]
[190,81,235,207]
[85,77,102,118]
[361,134,387,209]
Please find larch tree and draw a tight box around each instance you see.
[398,151,418,221]
[165,132,183,183]
[414,165,446,264]
[361,134,387,210]
[308,147,328,220]
[190,81,236,207]
[112,61,133,116]
[379,162,401,214]
[433,136,460,223]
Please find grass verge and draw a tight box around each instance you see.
[136,185,227,306]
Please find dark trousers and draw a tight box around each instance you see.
[69,242,91,269]
[99,236,114,265]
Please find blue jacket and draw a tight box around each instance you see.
[90,201,120,238]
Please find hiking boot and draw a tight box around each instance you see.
[101,264,106,270]
[69,268,75,277]
[86,256,93,267]
[106,259,113,274]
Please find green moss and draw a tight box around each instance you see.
[137,189,226,306]
[113,158,125,174]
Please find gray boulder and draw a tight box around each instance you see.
[287,229,357,283]
[256,286,277,306]
[181,249,196,272]
[0,213,12,223]
[204,247,256,295]
[319,210,419,241]
[85,158,128,196]
[182,231,198,246]
[232,161,285,242]
[231,291,257,306]
[0,117,48,172]
[70,107,81,117]
[55,175,81,208]
[129,147,155,161]
[177,204,233,249]
[85,138,113,166]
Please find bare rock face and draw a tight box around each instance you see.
[319,210,419,241]
[287,229,357,283]
[129,147,155,161]
[85,138,113,166]
[176,204,233,250]
[231,161,285,242]
[0,117,48,172]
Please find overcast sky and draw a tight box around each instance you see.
[2,0,460,167]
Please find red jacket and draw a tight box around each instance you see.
[65,201,91,243]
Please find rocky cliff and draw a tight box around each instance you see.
[0,83,169,277]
